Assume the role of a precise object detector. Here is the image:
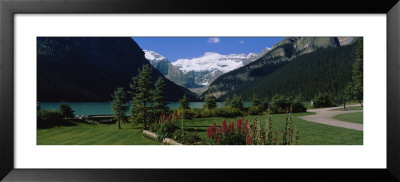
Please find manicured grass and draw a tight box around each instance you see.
[38,112,363,145]
[37,122,160,145]
[332,106,363,111]
[333,112,363,124]
[181,112,363,145]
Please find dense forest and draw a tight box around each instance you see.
[218,43,357,102]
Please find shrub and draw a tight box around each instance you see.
[271,95,291,114]
[291,96,307,113]
[153,112,180,142]
[37,109,63,128]
[313,93,336,108]
[155,121,178,142]
[173,130,202,145]
[248,106,264,115]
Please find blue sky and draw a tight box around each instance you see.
[132,37,284,62]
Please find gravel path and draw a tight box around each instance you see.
[298,104,363,131]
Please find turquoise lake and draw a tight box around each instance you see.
[40,102,251,116]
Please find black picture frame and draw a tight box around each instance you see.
[1,0,399,181]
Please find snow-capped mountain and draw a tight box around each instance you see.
[172,52,259,74]
[144,49,267,94]
[144,50,167,63]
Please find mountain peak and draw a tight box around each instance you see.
[143,49,167,62]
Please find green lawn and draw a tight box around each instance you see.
[37,122,160,145]
[332,112,363,124]
[38,112,363,145]
[181,112,362,145]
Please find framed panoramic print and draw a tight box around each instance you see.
[1,0,400,181]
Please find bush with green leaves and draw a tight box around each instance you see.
[173,130,202,145]
[291,96,307,113]
[156,121,178,142]
[271,95,291,114]
[37,109,63,128]
[313,93,336,108]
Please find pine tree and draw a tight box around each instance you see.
[59,102,74,120]
[342,84,353,110]
[230,94,243,110]
[203,95,217,109]
[152,76,169,115]
[179,94,190,110]
[129,64,154,130]
[111,87,129,129]
[224,97,231,108]
[352,38,363,106]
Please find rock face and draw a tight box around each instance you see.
[37,37,198,102]
[144,50,193,87]
[203,37,341,100]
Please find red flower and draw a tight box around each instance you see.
[229,122,235,132]
[237,119,243,131]
[221,120,228,134]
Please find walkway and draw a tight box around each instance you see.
[298,104,363,131]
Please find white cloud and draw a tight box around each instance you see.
[240,40,245,44]
[207,37,220,43]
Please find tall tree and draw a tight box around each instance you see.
[179,94,190,110]
[129,64,154,129]
[59,102,74,120]
[230,94,243,110]
[342,84,353,110]
[352,38,363,106]
[111,87,129,129]
[203,95,217,109]
[224,97,231,108]
[152,76,169,114]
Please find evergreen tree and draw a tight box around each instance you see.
[152,76,169,114]
[111,87,129,129]
[249,93,262,114]
[352,38,363,106]
[230,94,243,110]
[129,64,154,130]
[203,95,217,109]
[342,84,353,110]
[224,97,231,108]
[59,102,74,120]
[179,94,190,110]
